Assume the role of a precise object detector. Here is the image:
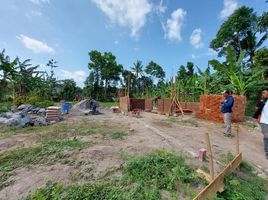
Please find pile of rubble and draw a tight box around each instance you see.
[71,99,100,115]
[0,104,48,128]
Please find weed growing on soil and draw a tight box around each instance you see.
[0,139,92,190]
[111,131,128,139]
[215,152,267,200]
[25,150,205,200]
[215,172,267,199]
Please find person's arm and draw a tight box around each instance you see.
[224,97,234,108]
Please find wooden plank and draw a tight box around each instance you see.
[193,153,242,200]
[196,169,212,182]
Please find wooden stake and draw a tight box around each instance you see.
[127,74,131,112]
[205,133,214,181]
[235,124,240,156]
[127,74,131,97]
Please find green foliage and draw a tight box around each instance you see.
[209,45,267,95]
[86,50,123,100]
[210,6,267,64]
[145,61,165,81]
[35,100,54,108]
[216,173,267,200]
[57,79,79,101]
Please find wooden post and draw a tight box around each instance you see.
[127,74,131,112]
[127,74,131,97]
[235,124,240,155]
[205,133,215,181]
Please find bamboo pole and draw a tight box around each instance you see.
[205,132,215,181]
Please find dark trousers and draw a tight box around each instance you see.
[260,123,268,158]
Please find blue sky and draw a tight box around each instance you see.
[0,0,267,87]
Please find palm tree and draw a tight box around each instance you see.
[131,60,143,93]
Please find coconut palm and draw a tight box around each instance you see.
[131,60,144,93]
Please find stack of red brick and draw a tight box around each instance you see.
[196,95,246,122]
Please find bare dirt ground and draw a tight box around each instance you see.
[0,109,267,200]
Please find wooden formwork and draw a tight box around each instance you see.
[194,153,242,200]
[194,126,242,200]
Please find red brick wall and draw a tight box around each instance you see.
[130,98,145,110]
[196,95,246,122]
[145,99,153,111]
[157,99,200,114]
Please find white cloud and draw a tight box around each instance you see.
[26,10,43,20]
[92,0,152,37]
[30,0,50,5]
[60,70,87,84]
[190,28,204,49]
[191,48,218,59]
[17,34,55,54]
[155,0,167,15]
[219,0,238,19]
[114,40,119,45]
[163,8,186,41]
[207,48,217,56]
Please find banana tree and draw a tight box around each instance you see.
[228,69,268,95]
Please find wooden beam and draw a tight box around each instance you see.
[193,153,242,200]
[196,169,212,182]
[205,133,215,180]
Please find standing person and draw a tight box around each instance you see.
[259,89,268,159]
[253,97,265,124]
[221,90,234,137]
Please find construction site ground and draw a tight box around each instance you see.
[0,109,267,200]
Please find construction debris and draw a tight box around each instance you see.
[71,99,100,115]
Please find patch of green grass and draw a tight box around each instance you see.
[100,101,118,108]
[111,131,128,139]
[123,150,203,191]
[215,152,267,199]
[25,150,205,200]
[0,123,69,139]
[0,139,92,190]
[215,172,267,200]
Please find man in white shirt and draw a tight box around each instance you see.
[260,89,268,159]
